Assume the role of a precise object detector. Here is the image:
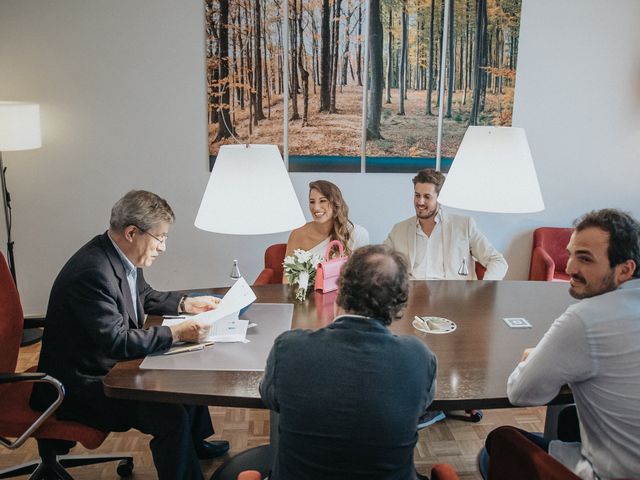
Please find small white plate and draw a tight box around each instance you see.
[412,316,457,334]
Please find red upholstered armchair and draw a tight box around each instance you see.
[253,243,287,285]
[237,464,461,480]
[475,262,486,280]
[487,426,638,480]
[487,426,580,480]
[528,227,573,281]
[430,463,461,479]
[0,252,133,479]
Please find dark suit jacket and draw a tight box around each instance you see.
[260,315,437,480]
[31,233,180,415]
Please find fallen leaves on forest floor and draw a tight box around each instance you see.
[210,85,513,159]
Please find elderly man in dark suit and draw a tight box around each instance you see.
[261,244,438,480]
[31,190,228,480]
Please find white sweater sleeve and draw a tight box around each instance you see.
[507,309,594,406]
[350,224,370,249]
[467,217,508,280]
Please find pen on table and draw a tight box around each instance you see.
[164,341,215,355]
[163,315,187,319]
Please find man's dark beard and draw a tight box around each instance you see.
[569,270,617,299]
[417,207,438,220]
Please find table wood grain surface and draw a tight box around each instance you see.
[103,281,575,410]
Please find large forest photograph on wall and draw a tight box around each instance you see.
[205,0,522,173]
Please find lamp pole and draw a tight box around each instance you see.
[0,152,16,283]
[0,102,43,346]
[0,151,42,346]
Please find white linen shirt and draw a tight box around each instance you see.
[507,278,640,480]
[412,213,445,279]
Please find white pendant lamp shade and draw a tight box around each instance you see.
[195,144,305,235]
[438,126,544,213]
[0,102,42,151]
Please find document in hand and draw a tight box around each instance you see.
[163,277,257,343]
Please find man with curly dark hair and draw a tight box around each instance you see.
[260,245,437,480]
[482,209,640,480]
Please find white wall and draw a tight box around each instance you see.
[1,0,639,314]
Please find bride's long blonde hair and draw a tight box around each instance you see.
[309,180,354,256]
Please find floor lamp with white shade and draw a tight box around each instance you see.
[436,125,544,420]
[0,101,43,345]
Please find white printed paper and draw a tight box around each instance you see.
[207,312,249,343]
[192,277,256,324]
[162,277,256,343]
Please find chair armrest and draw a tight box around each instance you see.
[237,472,262,480]
[529,246,556,281]
[253,268,276,286]
[23,314,46,329]
[431,463,460,480]
[0,372,46,384]
[0,373,65,450]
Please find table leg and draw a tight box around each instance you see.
[210,412,278,480]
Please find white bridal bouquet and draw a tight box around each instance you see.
[283,249,324,302]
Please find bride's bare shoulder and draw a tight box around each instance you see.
[286,222,313,253]
[289,222,313,239]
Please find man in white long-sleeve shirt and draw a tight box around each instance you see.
[491,209,640,480]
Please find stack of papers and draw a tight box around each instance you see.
[163,277,256,344]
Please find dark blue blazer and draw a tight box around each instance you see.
[31,232,179,415]
[260,315,437,480]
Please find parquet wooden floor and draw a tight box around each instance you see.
[0,341,546,479]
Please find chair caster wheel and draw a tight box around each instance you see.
[117,458,134,477]
[466,409,483,423]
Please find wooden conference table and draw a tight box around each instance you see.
[103,280,575,477]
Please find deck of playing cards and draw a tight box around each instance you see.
[503,317,532,328]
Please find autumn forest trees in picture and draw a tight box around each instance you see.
[205,0,522,172]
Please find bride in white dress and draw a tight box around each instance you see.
[284,180,369,282]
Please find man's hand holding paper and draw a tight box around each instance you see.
[169,319,212,343]
[191,277,256,324]
[164,278,256,344]
[183,295,220,314]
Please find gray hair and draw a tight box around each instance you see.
[109,190,175,232]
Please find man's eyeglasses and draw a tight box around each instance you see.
[135,226,168,244]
